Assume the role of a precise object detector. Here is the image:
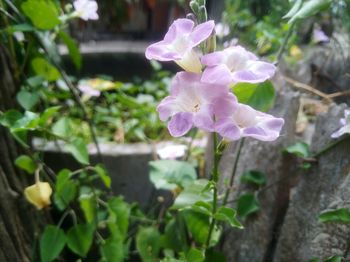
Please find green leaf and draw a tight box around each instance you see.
[79,193,96,224]
[59,31,82,70]
[161,217,188,253]
[16,90,40,110]
[54,169,78,210]
[136,227,161,262]
[52,117,72,138]
[39,106,61,126]
[0,110,22,128]
[14,155,37,174]
[319,208,350,224]
[108,197,130,238]
[240,170,267,186]
[191,201,212,216]
[233,81,275,112]
[186,248,205,262]
[31,57,60,82]
[21,0,60,30]
[172,179,212,210]
[66,224,94,257]
[95,165,111,188]
[237,193,260,219]
[40,225,66,262]
[101,237,125,262]
[284,142,310,158]
[324,255,343,262]
[6,23,34,33]
[204,248,226,262]
[214,207,244,229]
[283,0,303,18]
[65,138,90,165]
[288,0,332,24]
[149,160,197,190]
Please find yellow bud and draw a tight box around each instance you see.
[290,45,303,60]
[24,182,52,210]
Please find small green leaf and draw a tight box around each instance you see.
[39,106,61,126]
[54,169,78,210]
[15,155,37,174]
[40,225,66,262]
[79,193,96,224]
[100,237,125,262]
[21,0,60,30]
[136,227,161,262]
[66,224,94,257]
[149,160,197,190]
[172,179,212,210]
[108,197,130,238]
[186,248,205,262]
[65,138,90,165]
[237,193,260,219]
[31,57,60,82]
[283,0,303,19]
[16,90,40,110]
[284,142,310,158]
[6,23,34,33]
[324,255,343,262]
[0,110,22,128]
[214,207,244,229]
[233,81,275,112]
[59,31,82,70]
[191,201,212,216]
[319,208,350,224]
[95,165,111,188]
[241,170,267,186]
[52,117,72,138]
[288,0,332,24]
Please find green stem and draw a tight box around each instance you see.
[276,21,296,63]
[222,138,244,206]
[205,133,220,248]
[312,135,350,158]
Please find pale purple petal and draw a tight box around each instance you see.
[201,51,226,66]
[242,117,284,141]
[157,96,177,121]
[313,28,330,44]
[190,20,215,46]
[201,65,233,85]
[213,93,238,119]
[215,118,241,141]
[331,125,350,138]
[145,42,182,61]
[74,0,98,21]
[193,105,215,132]
[168,112,193,137]
[164,19,194,42]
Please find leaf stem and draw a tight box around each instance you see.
[276,21,296,63]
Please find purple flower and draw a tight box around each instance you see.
[73,0,99,21]
[312,28,330,44]
[331,109,350,138]
[157,72,232,137]
[145,19,215,73]
[214,94,284,141]
[78,83,101,98]
[201,45,276,86]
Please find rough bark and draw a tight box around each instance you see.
[0,45,45,261]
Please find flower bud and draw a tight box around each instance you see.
[197,0,206,6]
[24,182,52,210]
[190,1,200,15]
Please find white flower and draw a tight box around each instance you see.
[215,23,230,38]
[331,109,350,138]
[73,0,99,21]
[157,144,187,160]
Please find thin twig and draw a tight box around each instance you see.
[276,21,296,63]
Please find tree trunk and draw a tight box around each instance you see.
[0,44,45,261]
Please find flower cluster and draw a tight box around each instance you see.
[146,19,284,141]
[73,0,99,21]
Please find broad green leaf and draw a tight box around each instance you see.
[324,255,343,262]
[95,165,111,188]
[66,224,94,257]
[16,90,40,110]
[101,237,125,262]
[149,160,197,190]
[186,248,205,262]
[27,75,45,87]
[65,138,90,165]
[284,142,310,158]
[283,0,303,18]
[12,111,39,130]
[79,193,96,223]
[52,117,72,138]
[108,197,130,238]
[237,193,260,219]
[31,57,60,82]
[161,217,188,253]
[233,81,275,112]
[214,207,244,229]
[191,201,212,216]
[59,31,82,70]
[15,155,37,174]
[319,208,350,224]
[40,225,66,262]
[21,0,60,30]
[39,106,61,126]
[240,170,267,186]
[0,110,22,128]
[54,169,78,210]
[289,0,332,24]
[172,179,212,210]
[136,227,161,262]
